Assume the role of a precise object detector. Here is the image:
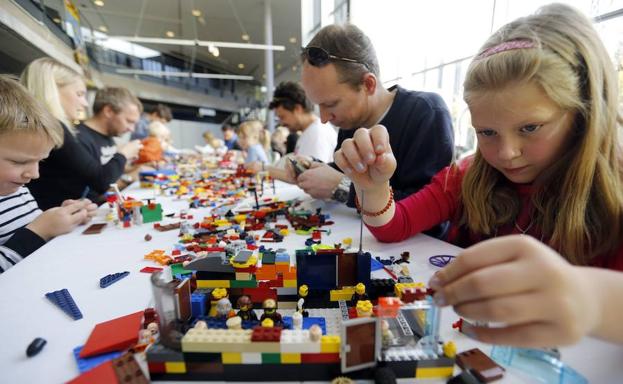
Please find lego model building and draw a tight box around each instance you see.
[145,246,455,381]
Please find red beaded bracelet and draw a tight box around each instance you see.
[354,187,394,217]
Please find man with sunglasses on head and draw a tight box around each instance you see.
[297,24,454,237]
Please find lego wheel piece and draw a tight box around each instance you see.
[45,289,83,320]
[26,337,47,357]
[429,254,456,268]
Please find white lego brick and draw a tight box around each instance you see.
[241,352,262,364]
[280,330,321,353]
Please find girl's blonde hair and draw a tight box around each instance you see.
[20,57,83,128]
[239,120,271,151]
[0,75,63,147]
[462,3,623,265]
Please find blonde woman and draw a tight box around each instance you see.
[21,58,140,208]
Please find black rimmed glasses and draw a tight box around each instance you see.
[301,46,369,70]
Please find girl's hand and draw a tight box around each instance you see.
[429,235,599,347]
[334,125,396,191]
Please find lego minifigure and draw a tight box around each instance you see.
[216,298,236,319]
[297,284,309,317]
[292,311,303,330]
[146,322,160,341]
[236,295,258,321]
[381,319,394,348]
[259,299,282,326]
[350,283,369,306]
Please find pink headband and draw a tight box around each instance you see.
[476,40,536,59]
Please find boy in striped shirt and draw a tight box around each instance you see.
[0,76,96,274]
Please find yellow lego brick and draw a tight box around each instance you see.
[280,353,301,364]
[196,280,230,288]
[283,279,297,288]
[221,352,242,364]
[279,228,289,236]
[330,287,355,301]
[320,335,340,353]
[235,272,252,280]
[165,361,186,373]
[415,366,454,379]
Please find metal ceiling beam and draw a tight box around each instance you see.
[108,36,285,51]
[115,68,254,80]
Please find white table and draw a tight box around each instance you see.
[0,181,621,383]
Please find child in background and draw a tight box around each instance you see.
[237,120,269,171]
[0,76,96,274]
[334,4,623,346]
[136,121,169,164]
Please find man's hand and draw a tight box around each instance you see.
[297,162,344,199]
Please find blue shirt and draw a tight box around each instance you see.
[246,144,269,164]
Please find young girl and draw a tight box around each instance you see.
[334,4,623,345]
[238,120,269,170]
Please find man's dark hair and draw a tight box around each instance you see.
[221,124,235,131]
[303,24,380,89]
[149,104,173,122]
[268,81,313,112]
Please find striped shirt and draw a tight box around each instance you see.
[0,186,43,273]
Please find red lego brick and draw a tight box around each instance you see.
[251,326,282,342]
[377,297,401,317]
[147,362,166,374]
[172,249,181,256]
[79,311,143,358]
[140,266,163,274]
[301,353,340,363]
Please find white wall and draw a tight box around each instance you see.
[167,119,222,150]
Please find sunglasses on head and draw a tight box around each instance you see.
[301,46,369,70]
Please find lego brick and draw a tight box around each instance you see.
[99,271,130,288]
[66,360,117,384]
[221,352,242,364]
[456,348,505,382]
[110,352,148,383]
[181,329,252,353]
[45,289,83,320]
[279,330,321,353]
[261,353,281,364]
[283,279,297,288]
[241,352,262,364]
[415,366,455,379]
[235,272,252,280]
[165,361,187,374]
[191,292,208,318]
[275,264,290,273]
[320,335,340,353]
[145,342,185,362]
[82,223,107,234]
[303,317,327,334]
[147,362,166,374]
[301,353,340,363]
[280,353,301,364]
[196,280,231,289]
[251,326,282,342]
[80,311,143,358]
[230,279,258,288]
[72,345,122,373]
[261,252,276,264]
[186,362,225,374]
[330,287,355,301]
[140,266,162,274]
[244,341,281,353]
